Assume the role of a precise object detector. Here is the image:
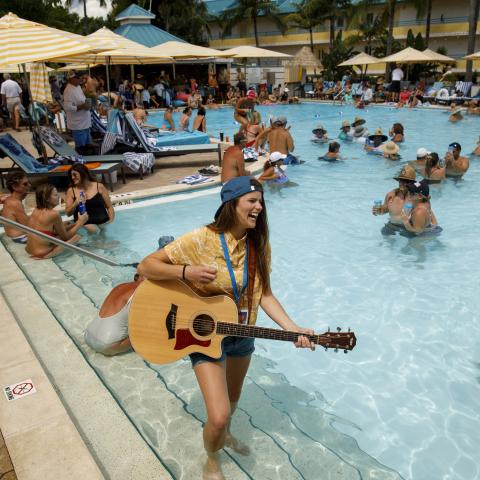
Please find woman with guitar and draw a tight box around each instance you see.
[137,176,316,480]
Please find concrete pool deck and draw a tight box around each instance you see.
[0,127,267,479]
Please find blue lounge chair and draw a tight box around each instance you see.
[0,133,124,191]
[123,113,222,164]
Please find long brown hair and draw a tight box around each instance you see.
[68,163,94,187]
[425,152,439,178]
[208,179,270,291]
[35,183,55,209]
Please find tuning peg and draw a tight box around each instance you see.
[344,350,348,354]
[337,327,341,332]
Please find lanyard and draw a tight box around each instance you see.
[220,233,248,306]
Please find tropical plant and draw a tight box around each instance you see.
[410,0,433,46]
[65,0,107,33]
[314,0,351,51]
[219,0,286,47]
[285,0,324,52]
[321,31,356,79]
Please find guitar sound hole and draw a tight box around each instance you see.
[192,314,215,338]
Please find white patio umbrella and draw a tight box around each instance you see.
[422,49,455,63]
[381,47,432,64]
[221,45,291,58]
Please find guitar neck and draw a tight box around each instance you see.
[217,321,322,344]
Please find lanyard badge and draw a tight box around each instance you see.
[220,233,248,324]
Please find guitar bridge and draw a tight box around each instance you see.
[165,304,177,339]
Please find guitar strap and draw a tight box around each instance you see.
[247,237,256,324]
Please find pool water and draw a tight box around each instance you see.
[4,103,480,480]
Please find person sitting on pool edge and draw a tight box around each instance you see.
[444,142,469,178]
[26,183,88,259]
[1,172,30,243]
[65,163,115,233]
[319,142,341,161]
[254,116,299,165]
[372,165,416,232]
[400,179,440,235]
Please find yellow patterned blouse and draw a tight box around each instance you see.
[164,226,270,325]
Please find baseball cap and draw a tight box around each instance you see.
[407,179,430,197]
[269,151,287,163]
[247,90,256,98]
[448,142,461,150]
[416,147,430,159]
[67,71,81,79]
[214,177,263,220]
[284,88,289,92]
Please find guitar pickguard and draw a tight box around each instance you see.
[174,329,211,350]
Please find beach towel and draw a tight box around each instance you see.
[176,173,214,185]
[122,152,154,173]
[0,134,54,173]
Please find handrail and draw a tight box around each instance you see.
[0,216,138,268]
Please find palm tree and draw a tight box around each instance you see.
[285,0,324,52]
[219,0,286,47]
[315,0,351,51]
[411,0,433,46]
[466,0,480,81]
[65,0,106,33]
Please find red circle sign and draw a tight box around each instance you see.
[12,382,33,395]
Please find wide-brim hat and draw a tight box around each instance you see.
[272,115,287,126]
[380,141,400,155]
[215,176,263,220]
[340,120,350,129]
[393,164,416,181]
[352,117,366,127]
[368,127,388,142]
[353,125,366,137]
[451,107,464,115]
[312,124,326,135]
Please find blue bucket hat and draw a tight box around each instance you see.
[215,176,263,220]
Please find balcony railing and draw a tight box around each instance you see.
[210,15,472,40]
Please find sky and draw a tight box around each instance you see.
[66,0,112,19]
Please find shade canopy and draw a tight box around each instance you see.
[29,63,52,103]
[464,51,480,60]
[50,27,172,64]
[422,48,455,63]
[221,45,291,58]
[381,47,432,64]
[284,46,322,68]
[149,41,227,59]
[338,52,380,67]
[1,62,53,73]
[0,12,94,66]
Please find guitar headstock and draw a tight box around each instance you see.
[317,328,356,352]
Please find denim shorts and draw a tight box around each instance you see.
[72,128,92,147]
[190,336,255,368]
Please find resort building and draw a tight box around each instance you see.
[205,0,479,72]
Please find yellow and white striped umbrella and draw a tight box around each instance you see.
[29,63,52,103]
[0,12,94,66]
[1,62,53,73]
[53,27,173,64]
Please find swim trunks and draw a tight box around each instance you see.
[190,336,255,368]
[11,234,27,244]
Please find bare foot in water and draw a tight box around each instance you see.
[224,433,250,455]
[203,452,225,480]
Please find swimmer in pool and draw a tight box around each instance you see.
[400,180,439,235]
[372,165,416,227]
[321,141,341,160]
[444,142,469,178]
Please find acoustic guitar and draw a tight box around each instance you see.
[129,279,357,365]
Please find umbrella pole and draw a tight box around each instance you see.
[130,65,134,82]
[106,57,112,107]
[172,63,176,80]
[21,63,48,163]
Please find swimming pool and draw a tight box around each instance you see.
[3,103,480,480]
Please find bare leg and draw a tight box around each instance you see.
[194,360,230,480]
[224,355,252,455]
[102,337,132,356]
[39,234,81,259]
[14,106,21,131]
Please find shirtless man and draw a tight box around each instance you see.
[372,165,416,229]
[254,116,298,164]
[1,172,30,243]
[133,104,147,126]
[221,132,249,183]
[445,142,469,178]
[163,105,175,131]
[234,92,254,130]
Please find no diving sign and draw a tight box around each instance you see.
[3,379,37,402]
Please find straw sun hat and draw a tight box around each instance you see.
[368,127,388,142]
[381,141,400,155]
[352,117,366,127]
[393,164,415,182]
[340,120,351,129]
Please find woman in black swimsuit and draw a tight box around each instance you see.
[65,164,115,233]
[192,106,206,132]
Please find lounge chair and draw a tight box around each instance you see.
[123,113,222,165]
[0,133,123,192]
